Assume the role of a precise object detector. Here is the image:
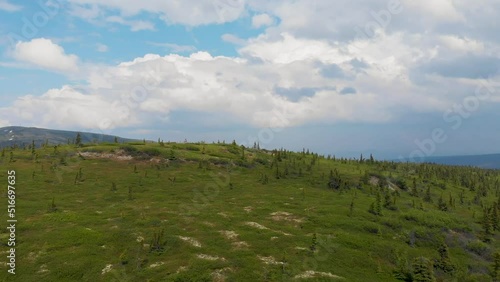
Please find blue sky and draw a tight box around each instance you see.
[0,0,499,159]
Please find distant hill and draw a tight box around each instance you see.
[399,153,500,170]
[0,126,135,148]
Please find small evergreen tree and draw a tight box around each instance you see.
[437,194,448,212]
[310,233,317,252]
[491,252,500,281]
[434,241,454,273]
[375,190,382,215]
[424,186,432,203]
[75,133,82,147]
[412,257,436,282]
[482,207,493,242]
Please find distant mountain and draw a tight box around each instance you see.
[399,153,500,170]
[0,126,135,148]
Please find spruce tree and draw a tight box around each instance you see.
[424,186,432,203]
[492,252,500,281]
[437,194,448,211]
[482,207,493,242]
[435,241,454,273]
[75,133,82,147]
[412,257,436,282]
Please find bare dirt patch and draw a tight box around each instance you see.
[101,264,113,275]
[196,254,226,261]
[220,230,239,240]
[232,241,250,248]
[211,267,234,282]
[270,211,304,223]
[178,236,202,248]
[149,261,165,268]
[294,271,344,280]
[79,150,133,161]
[258,255,283,265]
[369,176,379,186]
[244,222,269,230]
[220,230,250,249]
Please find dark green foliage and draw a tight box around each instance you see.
[437,194,448,211]
[75,133,82,147]
[310,233,317,252]
[149,229,166,253]
[393,250,412,281]
[424,186,432,203]
[491,252,500,281]
[411,257,436,282]
[369,190,383,216]
[434,241,455,274]
[481,207,493,242]
[119,145,139,155]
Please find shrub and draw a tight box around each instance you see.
[141,147,161,157]
[184,145,200,151]
[253,157,268,166]
[466,240,490,257]
[208,158,231,166]
[119,145,139,155]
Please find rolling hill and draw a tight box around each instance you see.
[0,126,135,148]
[397,154,500,170]
[0,135,499,281]
[423,154,500,170]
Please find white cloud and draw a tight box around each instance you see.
[251,13,275,28]
[1,37,464,130]
[438,35,485,54]
[0,0,22,12]
[68,0,246,26]
[240,32,347,64]
[147,42,197,53]
[221,34,247,45]
[402,0,464,23]
[3,0,500,133]
[96,43,109,52]
[105,16,155,31]
[11,38,79,72]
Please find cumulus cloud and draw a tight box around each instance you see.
[2,38,468,130]
[252,13,275,28]
[67,0,246,26]
[147,42,197,53]
[3,0,500,134]
[11,38,79,72]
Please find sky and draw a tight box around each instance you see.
[0,0,499,160]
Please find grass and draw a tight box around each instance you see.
[0,142,499,281]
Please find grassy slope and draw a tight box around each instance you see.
[0,142,499,281]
